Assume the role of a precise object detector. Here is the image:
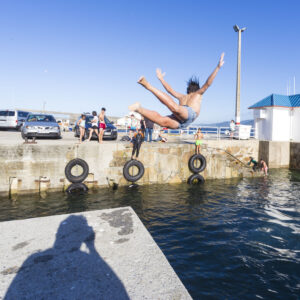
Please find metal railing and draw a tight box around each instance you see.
[116,125,256,140]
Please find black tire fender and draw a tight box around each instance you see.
[188,154,207,173]
[187,174,205,185]
[65,158,89,183]
[66,183,89,194]
[123,160,144,182]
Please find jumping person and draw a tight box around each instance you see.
[129,53,225,129]
[195,128,203,154]
[77,114,86,144]
[260,159,268,176]
[131,128,144,159]
[87,111,99,141]
[98,107,106,143]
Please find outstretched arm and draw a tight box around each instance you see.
[197,53,225,95]
[156,69,185,100]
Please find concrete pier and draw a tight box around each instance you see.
[0,132,261,196]
[0,207,191,299]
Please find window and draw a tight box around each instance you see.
[18,111,29,118]
[27,115,56,122]
[0,111,15,116]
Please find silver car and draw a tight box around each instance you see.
[21,114,61,139]
[0,110,30,130]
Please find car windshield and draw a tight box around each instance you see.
[0,111,15,116]
[27,115,56,122]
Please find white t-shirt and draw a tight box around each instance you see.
[91,116,99,127]
[230,122,235,131]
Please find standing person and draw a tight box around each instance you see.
[131,128,144,160]
[87,111,99,141]
[260,159,268,176]
[144,117,154,142]
[230,120,235,139]
[98,107,106,143]
[140,116,146,136]
[129,53,225,129]
[129,114,138,138]
[194,128,204,154]
[77,114,86,144]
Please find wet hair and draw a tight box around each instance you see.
[101,107,106,111]
[197,128,201,131]
[187,77,200,94]
[92,111,97,116]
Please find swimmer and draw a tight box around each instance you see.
[248,156,258,171]
[129,53,225,129]
[195,128,203,154]
[260,159,268,176]
[98,107,106,143]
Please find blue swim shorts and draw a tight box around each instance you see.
[168,105,197,129]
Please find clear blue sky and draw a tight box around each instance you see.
[1,0,299,123]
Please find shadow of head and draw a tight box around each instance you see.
[4,215,130,300]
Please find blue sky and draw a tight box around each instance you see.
[0,0,299,123]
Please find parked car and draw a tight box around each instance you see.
[74,114,118,140]
[0,110,30,130]
[21,114,61,139]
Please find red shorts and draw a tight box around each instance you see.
[99,123,106,130]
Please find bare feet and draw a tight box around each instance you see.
[128,102,141,112]
[137,76,148,87]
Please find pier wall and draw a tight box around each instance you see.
[290,142,300,170]
[0,140,259,196]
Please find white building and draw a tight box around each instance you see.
[249,94,300,141]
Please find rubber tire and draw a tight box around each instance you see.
[21,131,27,140]
[66,183,88,194]
[188,154,207,173]
[187,174,205,185]
[123,160,144,182]
[65,158,89,183]
[121,135,131,142]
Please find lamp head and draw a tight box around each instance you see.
[233,24,240,32]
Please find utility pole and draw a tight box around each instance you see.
[233,25,246,125]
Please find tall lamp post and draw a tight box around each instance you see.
[233,24,246,125]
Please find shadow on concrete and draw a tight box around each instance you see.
[4,215,129,299]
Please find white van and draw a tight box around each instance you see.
[0,110,30,130]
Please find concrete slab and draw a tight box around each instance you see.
[0,207,191,300]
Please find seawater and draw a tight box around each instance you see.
[1,169,300,299]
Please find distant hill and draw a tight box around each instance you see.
[194,119,254,127]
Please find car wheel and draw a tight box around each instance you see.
[21,131,26,140]
[74,128,79,137]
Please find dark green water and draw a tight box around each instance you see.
[1,169,300,299]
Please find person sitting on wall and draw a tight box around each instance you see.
[248,156,258,171]
[260,159,268,176]
[131,128,144,160]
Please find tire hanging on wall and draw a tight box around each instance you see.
[187,174,205,185]
[188,154,207,173]
[123,160,144,182]
[65,158,89,183]
[66,183,89,194]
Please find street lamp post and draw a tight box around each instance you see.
[233,24,246,125]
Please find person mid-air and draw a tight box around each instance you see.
[129,53,225,129]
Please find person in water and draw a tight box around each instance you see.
[248,156,258,171]
[260,159,268,176]
[128,53,225,129]
[131,128,144,159]
[195,128,204,154]
[77,114,86,144]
